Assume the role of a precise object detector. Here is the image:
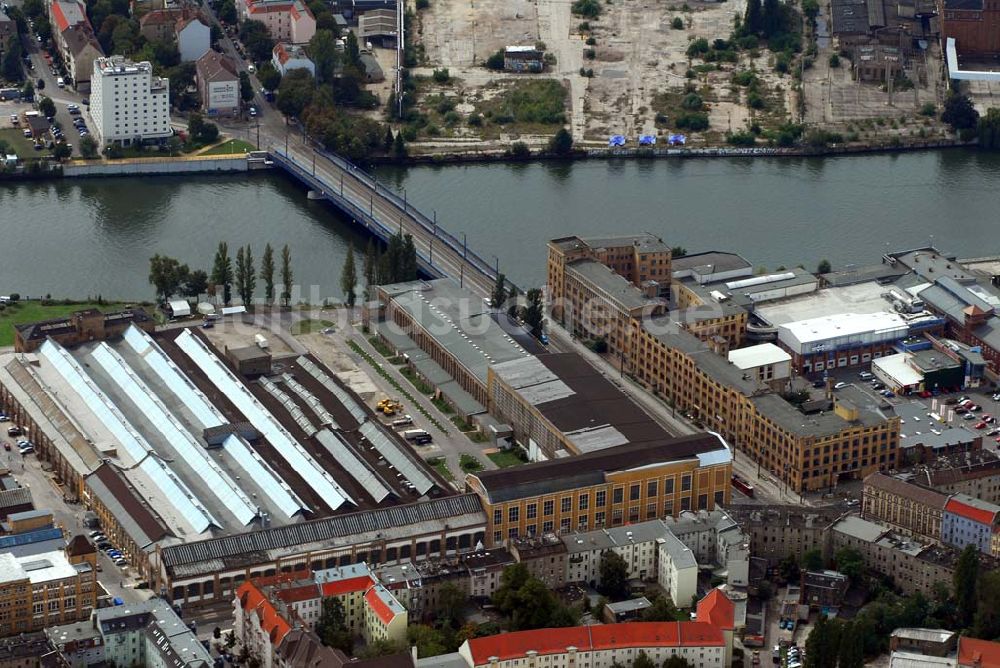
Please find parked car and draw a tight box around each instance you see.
[88,530,104,538]
[975,421,987,430]
[2,443,8,451]
[833,382,848,390]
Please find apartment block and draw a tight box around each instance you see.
[466,434,732,545]
[862,472,948,540]
[727,505,843,565]
[240,0,316,43]
[90,56,172,147]
[914,456,1000,505]
[46,598,212,667]
[941,494,1000,554]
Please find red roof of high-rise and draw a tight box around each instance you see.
[320,575,376,598]
[364,586,400,625]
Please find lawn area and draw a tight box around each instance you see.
[459,454,484,473]
[291,318,334,335]
[400,366,434,395]
[429,457,455,482]
[487,450,526,468]
[474,80,567,137]
[0,300,128,347]
[369,335,395,358]
[0,128,52,159]
[199,139,257,156]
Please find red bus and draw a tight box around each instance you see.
[732,475,755,498]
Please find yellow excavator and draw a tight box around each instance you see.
[376,398,403,416]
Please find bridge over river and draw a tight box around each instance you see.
[268,145,502,298]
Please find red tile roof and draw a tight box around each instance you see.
[365,586,399,625]
[464,622,725,665]
[320,575,375,598]
[237,581,293,647]
[959,636,1000,668]
[273,583,321,604]
[696,589,735,631]
[946,497,1000,526]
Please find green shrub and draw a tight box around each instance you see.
[671,16,684,28]
[727,130,756,146]
[571,0,601,18]
[675,112,709,131]
[828,54,840,67]
[467,112,482,126]
[681,92,703,110]
[732,70,756,86]
[509,141,531,158]
[586,36,596,45]
[432,67,450,83]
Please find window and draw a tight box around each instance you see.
[646,502,657,519]
[561,496,572,513]
[681,475,692,492]
[508,528,519,539]
[527,503,537,520]
[664,477,675,494]
[579,494,589,511]
[595,511,605,526]
[508,506,519,523]
[613,487,624,504]
[493,531,502,543]
[595,490,606,507]
[647,480,658,497]
[543,521,553,532]
[630,483,641,501]
[681,497,691,511]
[628,506,640,522]
[698,494,708,510]
[543,500,554,516]
[493,509,502,525]
[715,490,725,505]
[560,518,571,532]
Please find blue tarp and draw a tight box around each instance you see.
[113,598,124,606]
[668,134,687,145]
[608,135,626,147]
[638,135,656,145]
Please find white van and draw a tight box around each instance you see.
[402,429,431,444]
[56,77,65,88]
[391,415,413,428]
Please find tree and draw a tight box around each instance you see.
[315,597,352,653]
[211,242,234,305]
[491,273,507,310]
[52,142,72,160]
[239,71,254,103]
[778,554,800,582]
[363,238,377,299]
[744,0,762,34]
[240,19,275,62]
[213,626,222,640]
[345,31,362,68]
[407,624,450,657]
[148,255,190,301]
[837,621,864,668]
[280,244,293,306]
[817,258,832,274]
[435,582,466,628]
[400,234,418,282]
[38,96,55,118]
[977,108,1000,149]
[972,570,1000,639]
[276,69,315,118]
[235,245,257,308]
[942,91,979,131]
[21,79,33,101]
[493,563,576,630]
[383,126,394,152]
[184,269,209,299]
[523,288,544,338]
[955,543,980,628]
[218,0,238,23]
[804,614,840,668]
[392,131,407,160]
[261,243,275,304]
[834,546,864,585]
[225,630,236,649]
[485,49,505,70]
[671,246,687,257]
[257,61,282,92]
[802,548,824,572]
[642,595,682,622]
[663,658,691,668]
[188,112,220,144]
[507,286,521,319]
[598,551,630,600]
[632,652,655,668]
[2,38,24,83]
[80,135,99,159]
[548,128,573,155]
[309,29,339,84]
[341,244,358,307]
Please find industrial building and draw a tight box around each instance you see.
[0,322,447,589]
[368,279,544,419]
[487,352,684,461]
[466,433,732,544]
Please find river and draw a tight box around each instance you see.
[2,149,1000,301]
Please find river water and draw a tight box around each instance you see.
[2,149,1000,301]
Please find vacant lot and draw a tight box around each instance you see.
[0,128,52,159]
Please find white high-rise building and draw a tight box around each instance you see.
[90,56,172,146]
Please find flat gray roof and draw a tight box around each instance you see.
[831,515,886,543]
[672,251,751,275]
[566,259,661,311]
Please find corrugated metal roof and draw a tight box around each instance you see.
[358,422,435,495]
[315,429,392,503]
[160,494,484,568]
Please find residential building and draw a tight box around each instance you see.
[466,433,732,545]
[0,631,55,666]
[46,598,212,667]
[503,46,543,72]
[862,472,947,541]
[487,352,686,461]
[241,0,316,43]
[49,0,104,88]
[508,534,567,590]
[658,530,698,608]
[958,636,1000,668]
[139,9,210,62]
[363,583,407,645]
[368,279,545,419]
[195,50,240,117]
[889,629,958,657]
[89,57,172,146]
[799,570,849,610]
[941,493,1000,554]
[272,42,315,76]
[456,590,734,668]
[0,528,98,637]
[314,563,378,636]
[13,307,153,353]
[914,455,1000,504]
[727,505,845,565]
[234,580,295,668]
